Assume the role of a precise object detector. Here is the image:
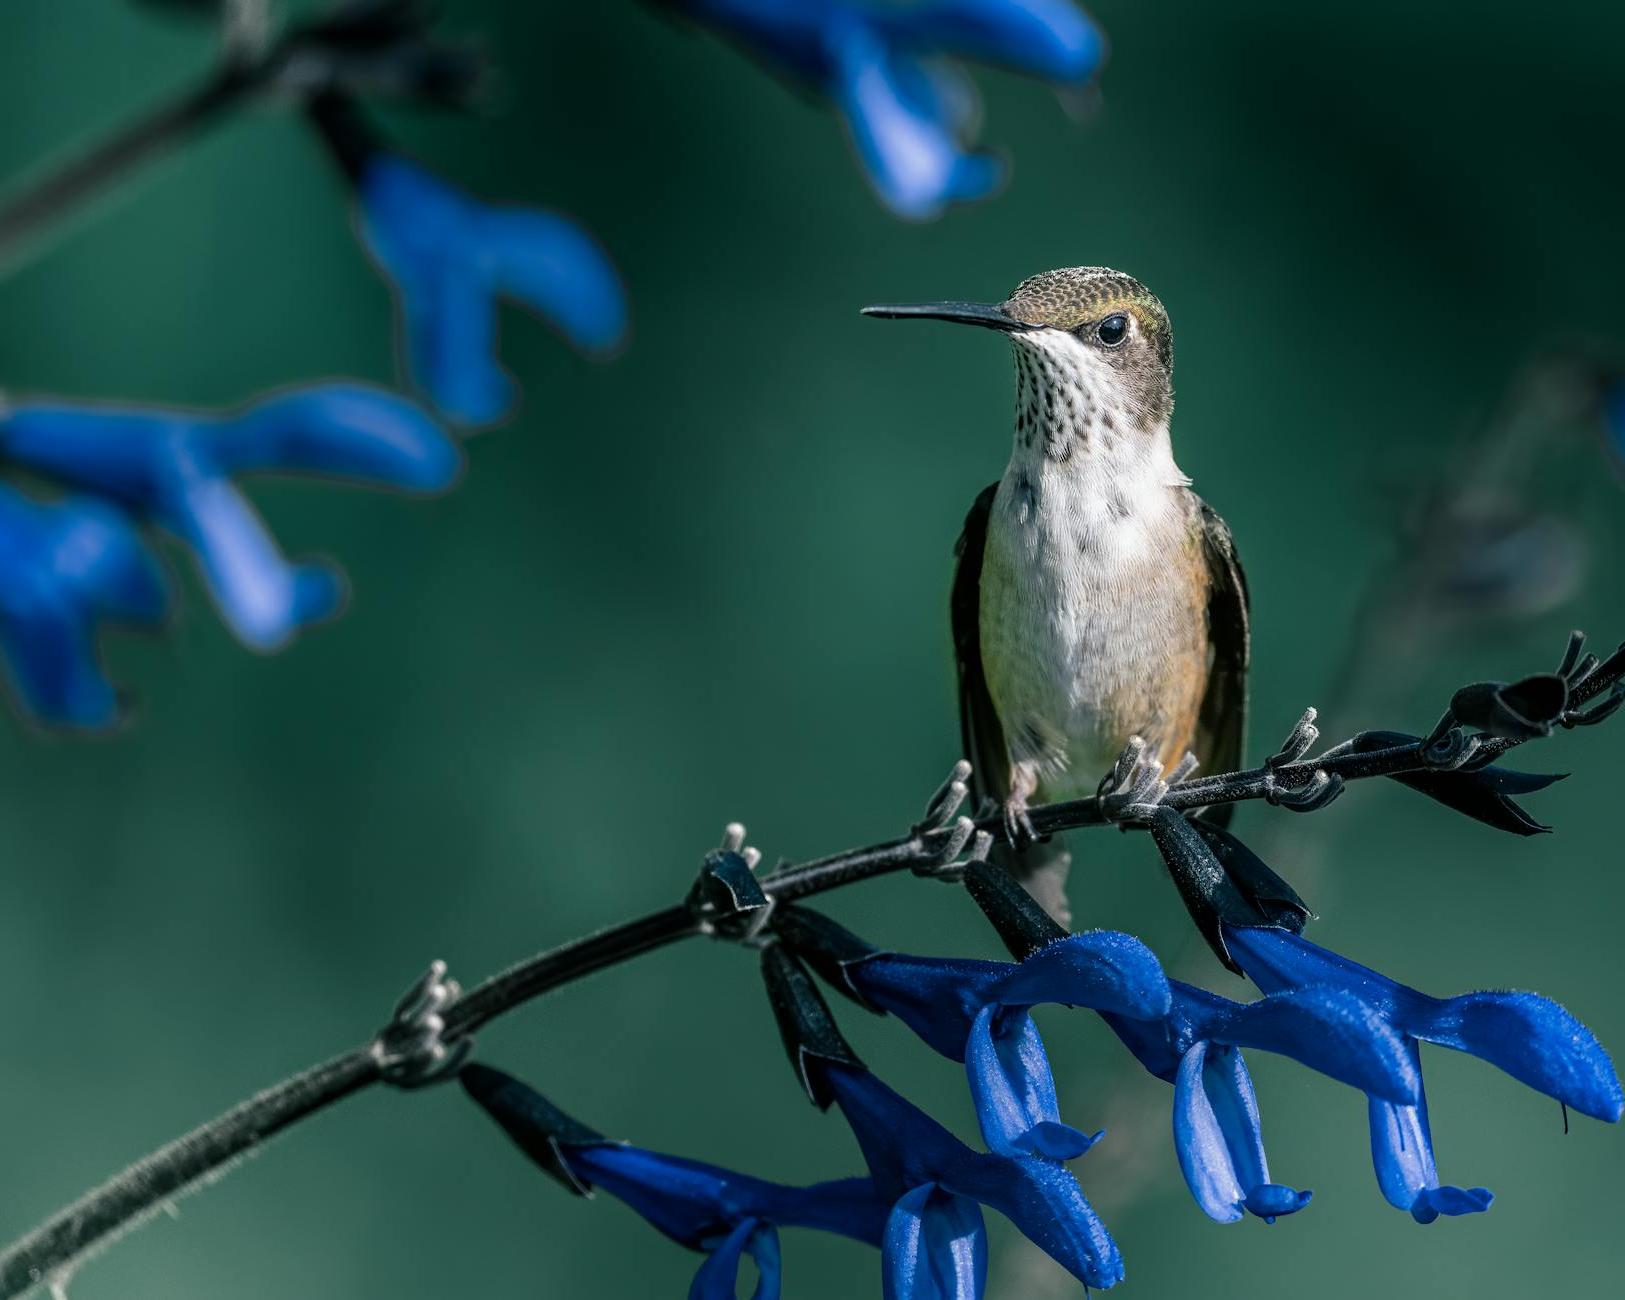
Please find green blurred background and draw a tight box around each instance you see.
[1,1,1622,1296]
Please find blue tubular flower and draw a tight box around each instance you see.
[355,154,628,425]
[0,487,168,727]
[761,942,1122,1293]
[461,1064,887,1300]
[1102,978,1419,1224]
[669,0,1105,219]
[818,1060,1123,1292]
[849,932,1169,1160]
[0,384,460,650]
[1224,925,1624,1223]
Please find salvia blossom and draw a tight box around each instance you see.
[0,383,460,652]
[665,0,1106,219]
[1225,925,1624,1223]
[777,901,1419,1225]
[461,1063,887,1299]
[310,91,626,426]
[1101,978,1418,1223]
[778,905,1168,1159]
[0,486,167,727]
[818,1058,1122,1293]
[463,1052,1121,1298]
[353,154,628,426]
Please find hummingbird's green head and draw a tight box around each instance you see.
[863,266,1176,451]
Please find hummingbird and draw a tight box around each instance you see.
[863,267,1249,922]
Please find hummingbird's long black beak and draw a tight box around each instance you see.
[860,301,1035,332]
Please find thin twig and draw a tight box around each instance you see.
[0,649,1618,1298]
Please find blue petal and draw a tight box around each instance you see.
[217,384,462,491]
[1226,926,1621,1119]
[359,154,624,424]
[828,25,1003,219]
[690,1218,781,1300]
[0,487,169,727]
[481,208,627,355]
[1368,1087,1492,1224]
[847,953,1010,1061]
[964,1005,1098,1159]
[1396,989,1621,1122]
[1199,984,1420,1106]
[949,1146,1123,1289]
[993,931,1172,1020]
[824,1066,1122,1289]
[882,1185,987,1300]
[1,387,459,649]
[876,0,1106,83]
[565,1143,886,1249]
[1172,1040,1311,1225]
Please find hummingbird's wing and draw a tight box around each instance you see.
[951,481,1010,810]
[1193,497,1251,827]
[952,481,1074,924]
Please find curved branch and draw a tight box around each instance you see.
[2,638,1618,1297]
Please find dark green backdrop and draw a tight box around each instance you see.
[1,2,1621,1296]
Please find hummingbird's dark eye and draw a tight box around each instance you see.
[1095,314,1129,347]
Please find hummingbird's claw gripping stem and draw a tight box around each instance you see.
[1002,797,1041,851]
[372,959,470,1089]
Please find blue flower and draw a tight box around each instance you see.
[839,929,1170,1161]
[1102,978,1419,1224]
[1605,380,1625,473]
[1225,925,1624,1223]
[0,384,460,651]
[0,486,167,728]
[816,1059,1124,1293]
[462,1064,887,1300]
[356,154,627,425]
[670,0,1106,219]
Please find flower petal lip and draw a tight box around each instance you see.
[881,1185,987,1300]
[820,1064,1124,1290]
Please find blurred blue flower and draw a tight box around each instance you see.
[356,154,628,425]
[816,1059,1123,1293]
[1225,925,1624,1224]
[462,1064,886,1299]
[1604,380,1625,473]
[1102,978,1419,1224]
[841,930,1169,1160]
[669,0,1105,219]
[0,384,460,651]
[0,486,167,728]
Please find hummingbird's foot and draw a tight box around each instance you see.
[1002,796,1040,851]
[371,959,470,1089]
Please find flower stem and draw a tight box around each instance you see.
[0,62,272,276]
[1,649,1619,1297]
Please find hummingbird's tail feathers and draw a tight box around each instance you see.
[990,837,1073,930]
